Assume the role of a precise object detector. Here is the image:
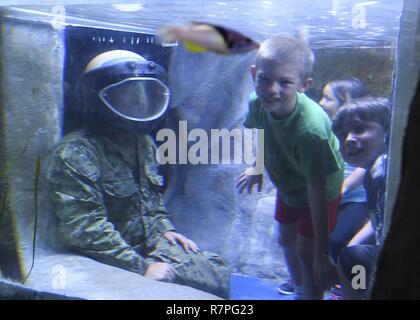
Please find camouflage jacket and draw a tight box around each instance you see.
[46,129,175,275]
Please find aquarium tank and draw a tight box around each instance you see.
[0,0,418,300]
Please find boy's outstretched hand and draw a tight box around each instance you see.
[236,167,263,194]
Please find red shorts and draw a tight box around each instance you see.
[275,192,341,238]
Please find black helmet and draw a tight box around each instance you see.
[78,50,170,131]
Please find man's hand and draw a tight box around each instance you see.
[313,255,338,291]
[236,167,263,194]
[163,231,199,253]
[144,262,176,281]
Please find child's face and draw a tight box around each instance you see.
[251,58,311,117]
[319,84,341,119]
[337,114,386,168]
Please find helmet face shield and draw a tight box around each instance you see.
[99,77,170,122]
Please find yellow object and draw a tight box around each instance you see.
[156,22,259,55]
[183,40,208,53]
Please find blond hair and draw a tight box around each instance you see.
[256,35,314,80]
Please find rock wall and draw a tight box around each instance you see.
[0,12,65,279]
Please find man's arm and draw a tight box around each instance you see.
[47,144,149,275]
[144,136,177,234]
[145,136,199,253]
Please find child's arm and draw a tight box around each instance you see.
[236,129,264,193]
[342,167,366,195]
[236,166,263,193]
[307,179,338,290]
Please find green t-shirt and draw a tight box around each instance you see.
[244,91,344,207]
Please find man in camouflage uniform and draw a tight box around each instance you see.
[46,50,231,298]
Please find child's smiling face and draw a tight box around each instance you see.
[251,58,308,118]
[338,114,386,168]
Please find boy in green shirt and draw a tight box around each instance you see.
[237,36,344,299]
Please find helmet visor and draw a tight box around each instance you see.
[99,77,170,122]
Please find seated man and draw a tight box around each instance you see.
[46,50,231,298]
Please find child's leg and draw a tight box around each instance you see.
[337,245,376,300]
[278,222,302,288]
[337,255,360,300]
[329,202,368,262]
[275,193,303,292]
[296,195,341,299]
[297,235,323,300]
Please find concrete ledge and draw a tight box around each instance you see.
[0,278,80,300]
[1,252,222,300]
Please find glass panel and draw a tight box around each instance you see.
[0,0,415,301]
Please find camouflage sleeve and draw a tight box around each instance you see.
[144,136,176,234]
[46,139,149,274]
[154,194,176,234]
